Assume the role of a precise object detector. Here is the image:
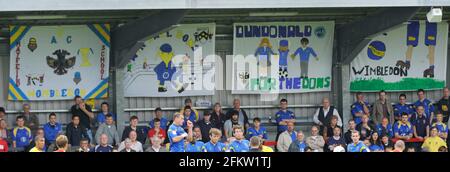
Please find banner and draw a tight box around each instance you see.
[9,25,110,100]
[231,21,334,94]
[124,23,216,97]
[350,21,448,91]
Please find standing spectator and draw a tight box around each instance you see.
[66,115,89,147]
[147,118,167,142]
[288,131,308,152]
[182,106,197,129]
[121,116,147,144]
[436,87,450,123]
[372,90,394,124]
[95,114,120,147]
[185,127,204,152]
[351,92,370,125]
[201,128,226,152]
[168,113,193,152]
[119,138,136,152]
[323,116,341,139]
[224,111,243,139]
[96,102,116,125]
[249,136,262,152]
[210,103,226,131]
[226,99,249,131]
[196,112,214,143]
[119,130,143,152]
[394,94,414,122]
[43,113,62,146]
[412,106,430,140]
[368,132,384,152]
[347,131,369,152]
[0,107,5,120]
[149,107,168,130]
[12,116,32,152]
[393,113,413,140]
[54,135,69,152]
[413,89,435,124]
[431,113,448,140]
[70,96,95,141]
[94,134,113,152]
[146,136,167,152]
[327,127,346,152]
[76,138,91,152]
[229,125,250,152]
[180,98,199,121]
[356,114,376,141]
[21,104,39,136]
[306,125,325,152]
[393,140,405,152]
[0,118,11,146]
[313,97,342,135]
[344,119,357,144]
[277,121,296,152]
[422,127,448,152]
[247,117,268,140]
[376,117,394,138]
[275,99,295,141]
[29,135,45,152]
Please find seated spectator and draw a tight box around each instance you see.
[94,134,114,152]
[247,117,268,141]
[148,118,167,142]
[121,115,147,144]
[196,112,214,143]
[347,131,369,152]
[66,115,89,147]
[323,116,341,139]
[229,125,250,152]
[201,128,226,152]
[327,127,346,152]
[306,125,325,152]
[29,135,46,152]
[120,138,136,152]
[146,136,167,152]
[344,119,357,144]
[288,131,308,152]
[422,127,448,152]
[118,130,143,152]
[26,128,46,152]
[0,119,11,147]
[277,121,296,152]
[22,104,39,137]
[12,116,32,152]
[313,97,342,135]
[54,135,69,152]
[95,114,120,147]
[249,136,262,152]
[381,134,394,150]
[43,113,62,146]
[149,107,168,130]
[76,138,91,152]
[356,114,375,141]
[412,107,430,140]
[393,113,413,140]
[226,99,250,131]
[368,132,384,152]
[210,103,226,132]
[96,102,116,125]
[180,98,199,122]
[224,111,243,139]
[431,113,448,140]
[184,127,204,152]
[392,140,405,152]
[376,117,394,138]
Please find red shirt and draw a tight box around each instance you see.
[0,139,8,152]
[147,127,166,140]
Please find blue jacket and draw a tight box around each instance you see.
[43,123,62,143]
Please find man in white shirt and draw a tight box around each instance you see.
[313,98,342,135]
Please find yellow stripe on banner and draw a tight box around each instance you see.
[9,83,23,100]
[94,24,110,42]
[104,24,110,31]
[89,83,108,99]
[10,26,27,45]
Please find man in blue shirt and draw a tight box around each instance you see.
[393,113,413,140]
[376,117,394,138]
[182,106,197,129]
[168,113,193,152]
[393,94,414,122]
[96,102,116,125]
[275,99,295,141]
[351,92,370,125]
[432,113,448,140]
[347,131,369,152]
[411,106,430,140]
[229,126,250,152]
[291,38,318,78]
[247,117,268,140]
[12,116,32,152]
[202,128,226,152]
[149,107,168,130]
[43,113,62,146]
[412,89,435,124]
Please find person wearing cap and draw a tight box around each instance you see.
[154,43,184,93]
